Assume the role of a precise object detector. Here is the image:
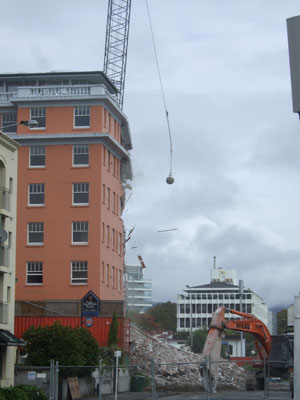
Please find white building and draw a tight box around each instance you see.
[124,262,152,313]
[0,132,23,386]
[177,268,270,336]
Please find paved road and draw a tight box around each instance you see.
[85,388,291,400]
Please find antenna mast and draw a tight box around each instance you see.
[103,0,132,110]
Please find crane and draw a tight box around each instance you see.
[103,0,132,110]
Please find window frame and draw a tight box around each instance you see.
[72,182,89,205]
[27,222,44,245]
[74,106,90,128]
[26,262,43,285]
[1,112,17,133]
[30,107,46,129]
[72,144,89,167]
[71,261,88,284]
[29,145,46,168]
[72,221,89,245]
[28,183,45,206]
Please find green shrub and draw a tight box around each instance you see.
[0,385,47,400]
[23,322,100,377]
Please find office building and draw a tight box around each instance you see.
[124,262,152,313]
[177,268,269,334]
[0,71,132,319]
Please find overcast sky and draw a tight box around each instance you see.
[1,1,300,310]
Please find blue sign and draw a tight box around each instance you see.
[81,291,100,317]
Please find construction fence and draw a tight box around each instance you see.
[15,357,292,400]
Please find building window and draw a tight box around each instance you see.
[29,145,45,167]
[26,262,43,285]
[118,269,121,291]
[106,187,110,209]
[74,106,90,127]
[106,225,110,246]
[106,264,110,286]
[73,183,89,205]
[73,144,89,166]
[1,112,17,132]
[113,192,116,213]
[28,184,44,206]
[27,222,44,245]
[112,266,115,288]
[72,221,88,244]
[102,262,105,281]
[118,233,122,254]
[71,261,88,284]
[102,184,106,204]
[30,107,46,128]
[112,229,116,250]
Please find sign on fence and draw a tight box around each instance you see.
[67,377,81,400]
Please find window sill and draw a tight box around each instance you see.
[28,166,46,169]
[26,284,43,286]
[27,205,45,208]
[73,126,90,130]
[26,244,44,247]
[70,283,88,286]
[71,244,89,247]
[30,128,46,131]
[71,204,89,207]
[71,165,90,169]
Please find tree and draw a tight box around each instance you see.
[147,302,177,331]
[277,309,288,334]
[107,312,119,347]
[188,329,208,353]
[23,322,100,376]
[130,312,160,331]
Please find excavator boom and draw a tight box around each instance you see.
[200,306,272,392]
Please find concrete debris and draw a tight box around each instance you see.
[129,326,248,390]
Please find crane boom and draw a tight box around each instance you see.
[103,0,132,109]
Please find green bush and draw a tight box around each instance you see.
[0,385,47,400]
[23,322,100,377]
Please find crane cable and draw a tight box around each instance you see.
[145,0,174,181]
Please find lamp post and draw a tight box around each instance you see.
[1,120,39,131]
[239,279,244,357]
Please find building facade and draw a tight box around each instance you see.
[124,263,152,313]
[0,71,132,319]
[177,268,270,334]
[0,132,21,386]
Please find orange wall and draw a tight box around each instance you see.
[15,316,130,350]
[16,105,121,142]
[15,105,124,302]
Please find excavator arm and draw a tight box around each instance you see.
[224,308,272,361]
[200,306,272,392]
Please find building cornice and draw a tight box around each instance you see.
[0,132,19,152]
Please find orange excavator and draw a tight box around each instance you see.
[200,306,293,393]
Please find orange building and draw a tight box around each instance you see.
[0,71,132,321]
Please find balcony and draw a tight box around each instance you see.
[0,245,9,269]
[0,302,8,324]
[0,187,11,215]
[0,85,118,106]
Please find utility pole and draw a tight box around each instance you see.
[294,296,300,398]
[190,293,193,351]
[239,279,244,357]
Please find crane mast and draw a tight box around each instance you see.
[103,0,132,110]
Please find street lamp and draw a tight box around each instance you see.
[1,120,39,131]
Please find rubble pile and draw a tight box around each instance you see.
[129,326,248,390]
